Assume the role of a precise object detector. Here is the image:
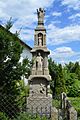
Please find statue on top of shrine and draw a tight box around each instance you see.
[37,8,45,24]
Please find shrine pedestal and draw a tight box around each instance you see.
[27,96,52,114]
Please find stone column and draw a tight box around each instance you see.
[32,56,36,75]
[45,56,48,68]
[34,35,36,46]
[43,34,46,46]
[44,55,49,75]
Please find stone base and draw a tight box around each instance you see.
[27,96,52,115]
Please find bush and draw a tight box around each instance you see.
[13,112,49,120]
[0,112,9,120]
[78,117,80,120]
[67,80,80,97]
[52,99,60,109]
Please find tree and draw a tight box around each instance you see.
[65,61,74,73]
[0,23,31,118]
[55,64,66,98]
[48,58,58,98]
[64,62,80,97]
[5,17,13,31]
[49,58,80,98]
[48,58,66,99]
[74,62,80,80]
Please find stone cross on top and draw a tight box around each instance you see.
[37,8,45,25]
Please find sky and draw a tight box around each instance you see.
[0,0,80,64]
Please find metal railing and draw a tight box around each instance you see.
[0,93,51,119]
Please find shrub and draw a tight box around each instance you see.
[69,97,80,117]
[52,99,60,109]
[13,112,49,120]
[0,112,9,120]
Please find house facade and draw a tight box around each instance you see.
[18,38,32,62]
[0,25,32,61]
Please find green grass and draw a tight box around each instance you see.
[69,97,80,117]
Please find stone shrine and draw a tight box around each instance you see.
[27,8,77,120]
[27,8,52,115]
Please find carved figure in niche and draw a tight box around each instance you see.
[40,83,45,94]
[36,53,43,71]
[38,34,43,46]
[37,8,45,23]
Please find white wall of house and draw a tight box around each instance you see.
[19,46,32,86]
[22,47,32,60]
[19,47,32,62]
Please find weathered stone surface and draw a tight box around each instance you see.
[27,96,52,114]
[68,107,77,120]
[51,107,58,120]
[29,78,49,97]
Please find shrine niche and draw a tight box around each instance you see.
[38,33,43,46]
[36,52,43,71]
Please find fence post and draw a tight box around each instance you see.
[45,107,47,117]
[41,107,42,118]
[36,107,38,117]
